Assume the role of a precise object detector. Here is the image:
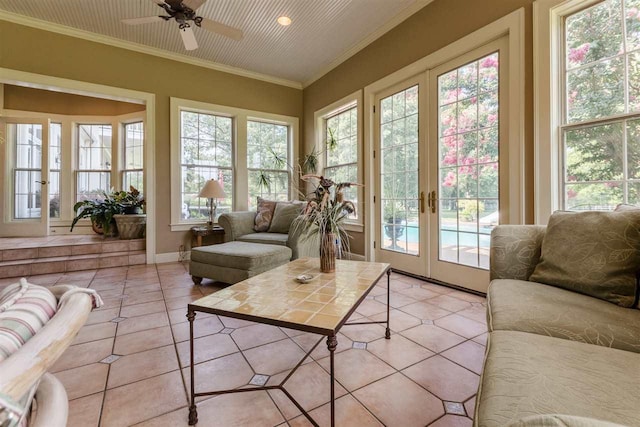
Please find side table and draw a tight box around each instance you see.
[190,225,225,248]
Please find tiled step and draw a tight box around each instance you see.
[0,238,147,279]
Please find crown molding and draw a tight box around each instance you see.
[302,0,434,88]
[0,10,303,90]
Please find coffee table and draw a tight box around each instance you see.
[187,257,391,427]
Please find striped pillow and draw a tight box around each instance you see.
[0,278,57,362]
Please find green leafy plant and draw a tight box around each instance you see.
[326,128,338,151]
[71,186,145,234]
[111,186,145,213]
[301,148,320,174]
[70,192,122,235]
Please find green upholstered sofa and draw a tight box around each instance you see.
[476,225,640,427]
[217,210,319,261]
[189,208,320,285]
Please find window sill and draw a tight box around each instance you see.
[170,222,215,232]
[344,222,364,233]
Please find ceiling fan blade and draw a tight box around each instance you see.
[150,0,168,6]
[199,18,243,41]
[122,16,164,25]
[183,0,206,11]
[180,26,198,50]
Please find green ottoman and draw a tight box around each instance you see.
[190,241,292,285]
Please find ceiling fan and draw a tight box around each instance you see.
[122,0,243,51]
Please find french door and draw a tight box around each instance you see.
[0,118,50,236]
[374,77,428,276]
[374,38,508,292]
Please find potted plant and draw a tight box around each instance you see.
[383,201,406,250]
[70,192,122,237]
[294,175,361,273]
[113,186,146,240]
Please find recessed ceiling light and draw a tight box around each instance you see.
[277,16,292,26]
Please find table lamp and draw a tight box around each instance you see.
[198,179,226,226]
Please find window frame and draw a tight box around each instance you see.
[75,122,114,203]
[534,0,610,222]
[313,91,364,231]
[170,97,298,231]
[122,120,145,191]
[246,118,292,208]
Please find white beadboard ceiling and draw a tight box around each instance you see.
[0,0,430,87]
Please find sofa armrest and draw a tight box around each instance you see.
[218,211,256,242]
[287,226,320,260]
[0,290,93,404]
[490,225,546,281]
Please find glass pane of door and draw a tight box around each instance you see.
[437,53,499,269]
[12,123,43,219]
[380,85,419,255]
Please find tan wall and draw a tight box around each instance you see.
[0,20,303,255]
[303,0,535,255]
[3,84,145,115]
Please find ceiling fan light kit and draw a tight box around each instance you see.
[122,0,243,51]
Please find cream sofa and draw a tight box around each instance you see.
[0,283,100,427]
[476,224,640,427]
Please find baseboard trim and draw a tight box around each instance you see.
[392,269,487,297]
[155,251,190,264]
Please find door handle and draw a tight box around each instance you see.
[420,191,425,213]
[428,190,437,214]
[35,180,48,185]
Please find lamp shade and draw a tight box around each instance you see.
[198,180,226,199]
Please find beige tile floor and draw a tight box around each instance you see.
[1,262,487,427]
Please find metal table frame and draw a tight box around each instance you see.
[187,267,391,427]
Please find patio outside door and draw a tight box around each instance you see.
[0,118,50,236]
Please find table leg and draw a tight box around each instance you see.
[196,235,203,247]
[188,310,198,425]
[385,269,391,339]
[327,334,338,427]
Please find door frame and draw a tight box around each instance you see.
[0,68,157,263]
[363,9,525,277]
[0,117,50,236]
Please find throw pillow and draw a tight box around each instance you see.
[268,202,303,234]
[615,203,640,212]
[0,278,57,362]
[254,198,276,232]
[529,210,640,307]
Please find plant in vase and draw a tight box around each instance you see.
[70,192,122,236]
[112,186,147,240]
[383,201,407,250]
[294,175,361,273]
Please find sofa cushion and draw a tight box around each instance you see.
[0,278,57,362]
[191,241,292,271]
[254,198,276,232]
[529,210,640,307]
[268,202,302,234]
[237,232,288,246]
[476,331,640,427]
[507,414,628,427]
[487,279,640,353]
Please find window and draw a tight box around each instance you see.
[123,121,144,191]
[11,123,42,219]
[324,105,359,219]
[535,0,640,219]
[49,123,62,218]
[247,120,290,209]
[561,0,640,210]
[313,92,362,227]
[170,98,298,230]
[76,124,112,201]
[179,110,233,221]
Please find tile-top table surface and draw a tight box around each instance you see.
[189,257,390,335]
